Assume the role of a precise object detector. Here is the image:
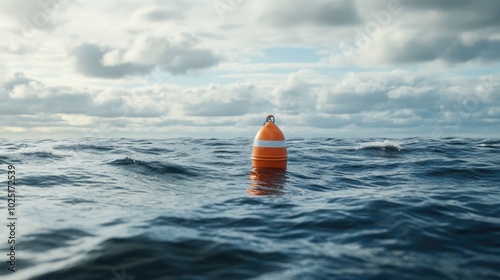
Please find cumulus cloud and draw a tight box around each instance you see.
[2,72,37,91]
[265,70,500,135]
[71,34,220,78]
[328,0,500,66]
[2,1,500,138]
[71,43,152,79]
[271,71,317,114]
[90,87,172,118]
[0,72,171,118]
[0,73,92,115]
[122,34,221,75]
[1,70,499,137]
[181,82,267,116]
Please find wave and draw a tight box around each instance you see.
[129,146,173,155]
[0,155,8,164]
[3,137,500,280]
[18,144,70,158]
[478,143,500,148]
[31,234,289,280]
[476,139,500,148]
[424,166,499,180]
[108,157,197,176]
[356,140,403,151]
[55,143,116,152]
[22,174,78,188]
[24,228,94,252]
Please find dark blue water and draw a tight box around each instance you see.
[0,137,499,280]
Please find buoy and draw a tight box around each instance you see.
[251,115,287,169]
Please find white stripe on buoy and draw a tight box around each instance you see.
[253,140,287,148]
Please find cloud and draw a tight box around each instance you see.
[327,0,500,66]
[333,28,500,66]
[0,0,66,31]
[71,34,221,78]
[264,70,500,136]
[133,6,182,22]
[0,72,171,118]
[181,82,267,116]
[402,0,500,30]
[319,72,436,115]
[441,39,500,63]
[369,31,500,64]
[0,73,93,115]
[90,87,172,118]
[1,70,499,137]
[2,72,37,91]
[1,1,500,138]
[253,0,360,27]
[0,0,78,49]
[71,43,152,79]
[271,70,317,114]
[122,34,221,75]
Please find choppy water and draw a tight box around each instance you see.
[0,137,499,280]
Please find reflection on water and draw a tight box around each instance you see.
[247,168,288,196]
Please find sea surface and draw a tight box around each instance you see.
[0,137,499,280]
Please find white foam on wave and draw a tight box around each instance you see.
[356,140,403,151]
[19,144,55,154]
[18,144,73,157]
[478,143,500,147]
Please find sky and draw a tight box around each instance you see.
[0,0,499,139]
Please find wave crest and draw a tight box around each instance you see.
[109,157,196,176]
[356,140,403,151]
[18,144,69,158]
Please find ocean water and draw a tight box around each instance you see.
[0,137,499,280]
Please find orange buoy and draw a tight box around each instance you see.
[251,115,287,169]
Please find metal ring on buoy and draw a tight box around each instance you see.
[264,115,275,124]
